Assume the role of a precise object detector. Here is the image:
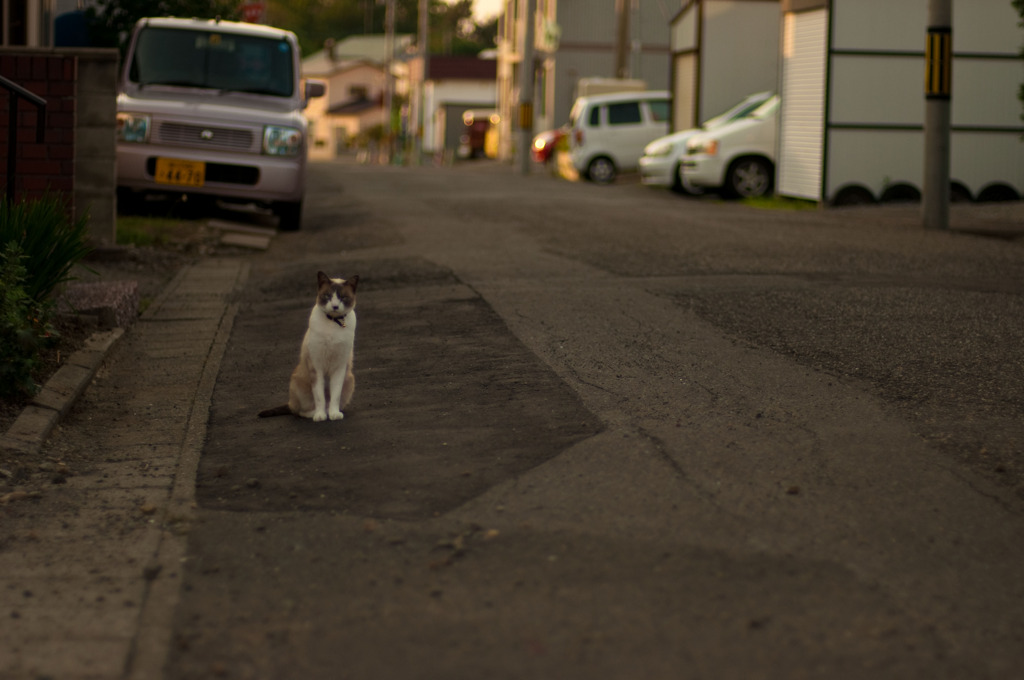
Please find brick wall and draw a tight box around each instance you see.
[0,53,76,200]
[0,47,119,244]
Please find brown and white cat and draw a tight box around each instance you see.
[259,271,358,421]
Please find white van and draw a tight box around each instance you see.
[567,90,670,184]
[681,95,778,199]
[639,91,773,193]
[116,17,324,230]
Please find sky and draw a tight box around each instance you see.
[470,0,504,21]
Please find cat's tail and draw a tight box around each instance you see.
[258,404,292,418]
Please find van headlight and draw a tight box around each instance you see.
[645,140,674,157]
[263,125,303,156]
[117,112,150,143]
[687,139,718,156]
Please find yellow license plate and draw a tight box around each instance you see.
[154,158,206,187]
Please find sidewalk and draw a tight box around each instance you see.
[0,257,248,680]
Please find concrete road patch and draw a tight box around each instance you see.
[197,261,603,520]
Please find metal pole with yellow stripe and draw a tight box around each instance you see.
[923,0,952,230]
[925,26,952,99]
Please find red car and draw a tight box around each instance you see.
[531,128,565,164]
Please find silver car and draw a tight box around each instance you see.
[116,17,324,230]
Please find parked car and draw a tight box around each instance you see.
[567,90,671,184]
[459,110,499,159]
[681,95,779,199]
[115,17,324,230]
[531,127,565,164]
[639,91,774,194]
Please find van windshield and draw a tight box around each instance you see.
[128,26,294,98]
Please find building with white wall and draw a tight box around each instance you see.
[778,0,1024,204]
[669,0,779,131]
[496,0,677,161]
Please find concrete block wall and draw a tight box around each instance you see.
[0,47,119,245]
[73,50,120,245]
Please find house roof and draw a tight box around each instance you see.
[303,34,414,75]
[329,97,383,116]
[427,55,497,81]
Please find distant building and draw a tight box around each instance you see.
[496,0,676,161]
[4,0,55,46]
[302,34,412,160]
[407,54,498,157]
[669,0,779,132]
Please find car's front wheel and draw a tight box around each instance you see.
[274,201,302,231]
[724,157,773,199]
[671,163,703,196]
[586,156,617,184]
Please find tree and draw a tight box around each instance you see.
[85,0,241,55]
[266,0,496,58]
[84,0,498,63]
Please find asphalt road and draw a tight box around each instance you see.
[168,159,1024,679]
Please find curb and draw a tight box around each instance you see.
[0,328,124,456]
[1,258,250,679]
[0,250,205,457]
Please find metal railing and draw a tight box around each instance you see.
[1,74,47,203]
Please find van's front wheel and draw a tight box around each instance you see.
[586,157,617,184]
[274,201,302,231]
[724,157,773,199]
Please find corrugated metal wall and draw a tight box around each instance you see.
[777,8,827,201]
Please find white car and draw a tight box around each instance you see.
[681,95,779,199]
[567,90,671,184]
[639,91,773,194]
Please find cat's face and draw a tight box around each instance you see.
[316,271,358,318]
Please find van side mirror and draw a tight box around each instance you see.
[304,79,326,100]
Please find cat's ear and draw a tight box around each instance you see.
[346,275,359,292]
[316,271,330,287]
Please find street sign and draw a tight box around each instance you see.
[242,2,266,24]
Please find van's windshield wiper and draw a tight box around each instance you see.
[217,86,285,97]
[139,79,210,89]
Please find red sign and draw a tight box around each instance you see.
[241,2,265,24]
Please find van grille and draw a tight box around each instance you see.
[157,122,254,150]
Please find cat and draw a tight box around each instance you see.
[259,271,359,421]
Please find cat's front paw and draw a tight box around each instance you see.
[329,410,345,421]
[313,411,328,422]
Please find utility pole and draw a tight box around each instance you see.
[417,0,428,164]
[383,0,395,164]
[923,0,952,230]
[615,0,630,79]
[517,0,536,175]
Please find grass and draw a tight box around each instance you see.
[742,195,820,211]
[116,215,193,246]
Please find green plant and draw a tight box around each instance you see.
[116,215,170,246]
[0,195,92,303]
[741,196,818,211]
[0,243,57,398]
